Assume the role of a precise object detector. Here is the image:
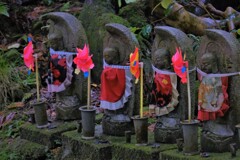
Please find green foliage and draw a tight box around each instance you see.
[161,0,174,9]
[118,0,137,7]
[187,34,200,53]
[0,2,9,17]
[151,0,175,16]
[0,48,33,109]
[60,2,71,12]
[43,0,54,6]
[130,24,153,58]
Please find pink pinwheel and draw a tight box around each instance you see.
[73,44,94,77]
[171,47,188,83]
[23,41,34,71]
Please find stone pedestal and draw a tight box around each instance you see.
[201,131,234,152]
[154,117,182,143]
[102,115,133,136]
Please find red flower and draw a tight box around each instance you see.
[58,58,66,67]
[53,80,61,86]
[51,54,58,59]
[52,69,61,78]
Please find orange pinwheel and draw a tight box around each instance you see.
[130,47,140,83]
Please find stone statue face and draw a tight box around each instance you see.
[103,47,120,65]
[152,48,171,70]
[201,52,218,73]
[47,19,64,50]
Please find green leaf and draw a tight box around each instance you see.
[141,24,152,38]
[161,0,173,9]
[60,2,70,12]
[0,3,9,17]
[125,0,137,3]
[129,27,140,33]
[118,0,122,7]
[237,29,240,35]
[164,3,174,17]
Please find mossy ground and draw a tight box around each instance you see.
[0,137,47,160]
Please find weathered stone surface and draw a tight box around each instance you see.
[60,130,112,160]
[201,131,234,152]
[151,26,195,143]
[160,148,240,160]
[41,12,88,120]
[20,121,77,149]
[109,131,176,160]
[100,23,140,136]
[196,29,240,152]
[78,1,130,83]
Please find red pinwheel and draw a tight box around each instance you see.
[73,44,94,77]
[171,47,188,83]
[130,47,140,83]
[23,41,34,72]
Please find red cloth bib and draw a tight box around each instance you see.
[154,73,172,95]
[100,67,126,102]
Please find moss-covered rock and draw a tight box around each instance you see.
[20,121,77,149]
[119,2,148,28]
[160,148,237,160]
[60,130,112,160]
[108,131,176,160]
[0,137,47,160]
[78,1,130,83]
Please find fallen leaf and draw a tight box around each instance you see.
[7,102,25,109]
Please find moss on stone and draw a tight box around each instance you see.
[0,137,47,160]
[61,130,112,160]
[20,121,77,148]
[161,148,237,160]
[78,2,130,83]
[119,2,148,28]
[108,131,176,160]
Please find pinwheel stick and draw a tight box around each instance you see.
[87,69,91,109]
[35,55,40,102]
[186,66,191,122]
[140,62,143,118]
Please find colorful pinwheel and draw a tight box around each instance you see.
[73,44,94,77]
[130,47,140,83]
[171,47,188,83]
[23,39,34,74]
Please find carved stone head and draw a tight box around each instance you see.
[152,48,171,70]
[103,23,139,65]
[200,52,218,74]
[41,12,88,51]
[197,29,240,73]
[152,26,194,72]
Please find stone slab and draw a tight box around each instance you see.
[109,131,177,160]
[160,149,240,160]
[20,121,77,149]
[60,130,112,160]
[60,125,176,160]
